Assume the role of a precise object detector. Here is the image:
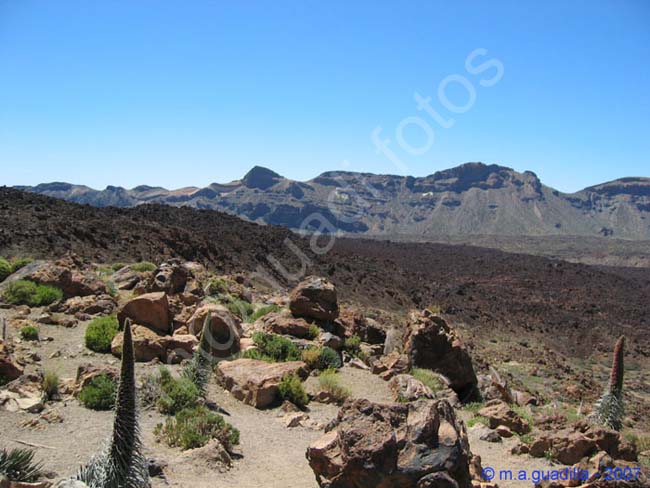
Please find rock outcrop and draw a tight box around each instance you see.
[403,310,478,401]
[187,303,242,357]
[22,255,108,298]
[216,358,308,409]
[117,292,171,334]
[289,277,339,322]
[307,398,473,488]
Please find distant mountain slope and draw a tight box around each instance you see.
[16,162,650,239]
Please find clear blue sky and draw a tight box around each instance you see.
[1,0,648,192]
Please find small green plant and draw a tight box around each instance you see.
[517,433,535,445]
[467,415,490,428]
[0,447,44,483]
[154,405,240,451]
[427,304,442,314]
[249,332,301,362]
[205,277,230,296]
[278,373,309,408]
[222,295,254,320]
[157,368,201,415]
[20,325,39,341]
[182,312,214,395]
[464,402,485,415]
[3,280,63,306]
[593,335,626,431]
[343,334,367,360]
[624,431,650,452]
[85,315,119,353]
[79,374,117,410]
[318,369,350,404]
[411,368,443,393]
[247,304,282,323]
[306,323,320,340]
[511,404,534,427]
[111,262,127,272]
[43,370,59,400]
[0,257,12,282]
[10,257,33,272]
[130,261,157,273]
[301,346,342,370]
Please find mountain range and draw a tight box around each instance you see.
[16,162,650,239]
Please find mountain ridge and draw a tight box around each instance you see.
[15,162,650,239]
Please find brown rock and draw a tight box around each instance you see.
[388,374,434,402]
[112,267,142,290]
[404,310,478,401]
[117,291,171,334]
[187,303,242,357]
[0,341,23,382]
[111,325,169,362]
[147,259,189,294]
[478,400,530,435]
[165,334,199,364]
[216,358,308,409]
[337,309,387,345]
[289,276,339,322]
[306,398,473,488]
[53,294,116,316]
[0,373,45,413]
[370,351,410,380]
[24,255,107,298]
[260,310,314,339]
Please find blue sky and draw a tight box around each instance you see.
[1,0,648,192]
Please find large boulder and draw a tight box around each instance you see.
[0,373,45,413]
[338,309,387,345]
[216,358,308,409]
[388,374,434,402]
[0,341,23,382]
[21,254,107,298]
[187,303,242,357]
[403,310,478,401]
[117,292,171,334]
[307,398,473,488]
[259,310,314,339]
[147,259,189,295]
[289,277,339,322]
[111,325,169,362]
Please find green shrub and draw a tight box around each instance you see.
[20,325,39,341]
[154,405,239,451]
[250,332,301,362]
[157,369,201,415]
[306,323,320,340]
[318,369,350,404]
[223,295,254,320]
[3,280,63,306]
[247,304,282,323]
[43,370,59,400]
[79,375,116,410]
[85,316,119,353]
[301,346,342,370]
[11,257,33,273]
[464,402,485,415]
[0,447,44,483]
[343,334,366,359]
[130,261,156,273]
[0,258,12,282]
[205,277,229,296]
[467,415,490,428]
[411,368,443,393]
[278,373,309,408]
[111,262,127,272]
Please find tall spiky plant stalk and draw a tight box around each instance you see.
[182,312,213,396]
[76,319,150,488]
[593,335,625,431]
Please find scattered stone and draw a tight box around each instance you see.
[284,412,309,428]
[318,332,343,351]
[216,358,308,409]
[147,457,168,478]
[478,400,530,435]
[307,398,473,488]
[496,425,514,438]
[348,358,369,370]
[289,276,339,321]
[480,430,502,443]
[337,309,387,345]
[369,351,409,380]
[117,291,171,334]
[180,439,232,472]
[404,310,478,401]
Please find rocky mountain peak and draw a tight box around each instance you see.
[242,166,283,190]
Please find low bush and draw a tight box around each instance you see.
[0,258,12,282]
[3,280,63,307]
[466,415,490,428]
[0,447,44,483]
[318,369,350,404]
[247,304,282,323]
[20,325,39,341]
[10,257,33,273]
[223,295,254,320]
[306,323,320,340]
[157,368,201,415]
[154,405,240,451]
[43,370,59,400]
[278,373,309,408]
[130,261,156,273]
[301,346,342,370]
[343,334,366,359]
[411,368,443,393]
[84,316,119,353]
[111,262,127,272]
[204,277,230,296]
[249,332,301,362]
[79,374,116,410]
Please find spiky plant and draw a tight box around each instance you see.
[182,312,213,396]
[75,319,150,488]
[0,447,44,483]
[593,335,625,431]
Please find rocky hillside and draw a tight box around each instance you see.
[17,163,650,239]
